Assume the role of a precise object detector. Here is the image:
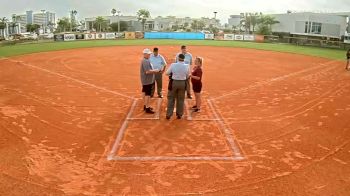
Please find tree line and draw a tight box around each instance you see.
[230,13,280,35]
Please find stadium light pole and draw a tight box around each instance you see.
[214,11,217,19]
[41,10,46,34]
[117,11,121,33]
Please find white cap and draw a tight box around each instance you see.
[143,48,152,54]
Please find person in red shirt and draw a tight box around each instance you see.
[191,57,203,112]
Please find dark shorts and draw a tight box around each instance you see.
[192,83,202,93]
[142,83,154,96]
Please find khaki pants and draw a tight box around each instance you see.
[166,80,186,117]
[151,73,163,97]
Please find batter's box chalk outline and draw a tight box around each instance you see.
[108,98,245,161]
[127,98,163,120]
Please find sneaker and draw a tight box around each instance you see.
[144,106,153,111]
[145,108,155,114]
[158,95,163,98]
[166,116,171,120]
[193,108,201,113]
[192,105,197,109]
[187,96,192,99]
[176,115,182,119]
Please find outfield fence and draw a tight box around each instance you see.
[1,31,349,49]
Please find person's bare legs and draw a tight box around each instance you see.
[195,92,201,110]
[347,60,350,70]
[145,95,151,108]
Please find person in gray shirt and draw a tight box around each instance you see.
[175,45,193,99]
[166,54,190,119]
[140,48,161,114]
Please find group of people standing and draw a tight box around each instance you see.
[140,45,203,120]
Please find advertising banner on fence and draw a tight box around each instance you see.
[105,33,116,39]
[255,35,264,42]
[54,34,64,41]
[115,33,124,39]
[234,35,244,41]
[75,34,85,40]
[96,33,106,39]
[224,34,235,41]
[205,34,215,40]
[244,34,255,41]
[125,32,136,39]
[64,34,76,41]
[85,34,95,40]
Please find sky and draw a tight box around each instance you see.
[0,0,349,24]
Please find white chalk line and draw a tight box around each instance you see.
[109,156,245,161]
[5,57,244,161]
[207,99,243,157]
[7,59,134,100]
[212,60,339,101]
[109,97,244,161]
[108,99,138,158]
[185,100,193,121]
[155,98,163,119]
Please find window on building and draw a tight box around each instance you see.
[304,22,309,33]
[311,22,322,34]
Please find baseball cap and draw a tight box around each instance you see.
[143,48,152,54]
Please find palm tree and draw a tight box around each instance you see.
[137,9,150,32]
[111,8,117,16]
[57,17,70,32]
[0,17,7,38]
[11,14,21,34]
[95,16,106,32]
[70,10,78,32]
[249,13,262,33]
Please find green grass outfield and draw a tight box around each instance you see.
[0,39,347,60]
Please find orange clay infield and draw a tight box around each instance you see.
[1,46,350,195]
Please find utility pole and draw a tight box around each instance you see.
[117,10,121,33]
[214,11,218,19]
[41,10,46,34]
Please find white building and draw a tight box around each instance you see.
[13,10,56,33]
[271,12,349,38]
[85,15,148,32]
[154,16,220,31]
[85,15,221,32]
[228,15,241,27]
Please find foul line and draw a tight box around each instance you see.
[212,60,339,100]
[7,59,134,100]
[185,100,193,121]
[207,99,243,158]
[110,156,245,161]
[108,99,138,159]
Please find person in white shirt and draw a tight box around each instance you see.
[175,45,193,99]
[166,54,190,119]
[150,47,167,98]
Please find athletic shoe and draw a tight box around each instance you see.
[193,108,201,113]
[145,108,155,114]
[192,105,197,109]
[158,95,163,98]
[176,115,182,119]
[144,106,153,111]
[187,96,192,99]
[166,116,171,120]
